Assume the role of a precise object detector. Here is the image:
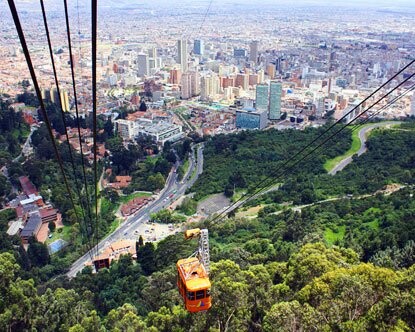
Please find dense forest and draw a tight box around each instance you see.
[191,124,352,200]
[1,118,415,330]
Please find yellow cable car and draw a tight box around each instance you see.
[177,228,211,312]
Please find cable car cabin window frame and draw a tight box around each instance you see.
[206,288,211,297]
[187,291,196,300]
[196,290,205,300]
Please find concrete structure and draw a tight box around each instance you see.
[255,84,269,111]
[177,39,188,72]
[235,74,248,90]
[115,119,137,140]
[236,108,268,130]
[20,212,42,244]
[194,39,204,55]
[200,74,220,101]
[189,71,200,96]
[249,41,259,64]
[411,93,415,116]
[136,122,183,145]
[169,68,182,85]
[41,88,70,112]
[233,48,247,58]
[137,53,149,77]
[93,240,137,271]
[269,81,282,120]
[181,72,192,99]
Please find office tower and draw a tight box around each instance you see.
[236,109,268,130]
[194,40,204,55]
[235,74,249,90]
[44,88,70,112]
[266,64,276,79]
[249,74,259,86]
[137,53,149,77]
[257,69,265,84]
[256,84,269,111]
[177,39,188,72]
[269,81,282,120]
[181,72,192,99]
[411,93,415,116]
[190,71,200,96]
[169,69,182,85]
[148,47,157,59]
[148,47,158,71]
[221,76,235,89]
[249,41,259,64]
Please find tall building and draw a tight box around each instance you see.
[177,39,188,72]
[256,84,269,111]
[266,64,276,79]
[269,81,282,120]
[249,74,259,86]
[201,74,220,101]
[137,53,149,77]
[180,72,192,99]
[44,88,70,112]
[148,47,158,71]
[190,71,200,96]
[235,74,249,90]
[169,69,182,85]
[249,41,259,64]
[221,76,235,89]
[194,40,204,55]
[411,93,415,116]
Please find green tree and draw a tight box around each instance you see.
[48,221,56,232]
[137,242,156,275]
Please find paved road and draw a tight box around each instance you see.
[67,143,204,278]
[329,121,401,175]
[13,125,36,163]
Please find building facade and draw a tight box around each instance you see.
[194,39,204,55]
[256,84,269,111]
[236,108,268,130]
[269,81,282,120]
[177,39,188,72]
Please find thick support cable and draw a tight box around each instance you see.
[40,0,92,253]
[91,0,99,258]
[7,0,93,261]
[63,0,95,252]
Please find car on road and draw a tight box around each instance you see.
[123,232,128,236]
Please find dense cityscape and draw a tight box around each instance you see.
[0,0,415,330]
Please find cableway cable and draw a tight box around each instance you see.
[62,0,96,255]
[40,0,94,254]
[91,0,99,258]
[7,0,94,261]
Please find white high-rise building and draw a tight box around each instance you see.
[137,53,149,77]
[201,74,220,101]
[177,39,188,72]
[411,93,415,116]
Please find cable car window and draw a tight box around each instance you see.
[187,291,195,300]
[196,290,205,299]
[206,289,211,297]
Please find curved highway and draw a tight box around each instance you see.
[329,121,401,175]
[67,143,203,278]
